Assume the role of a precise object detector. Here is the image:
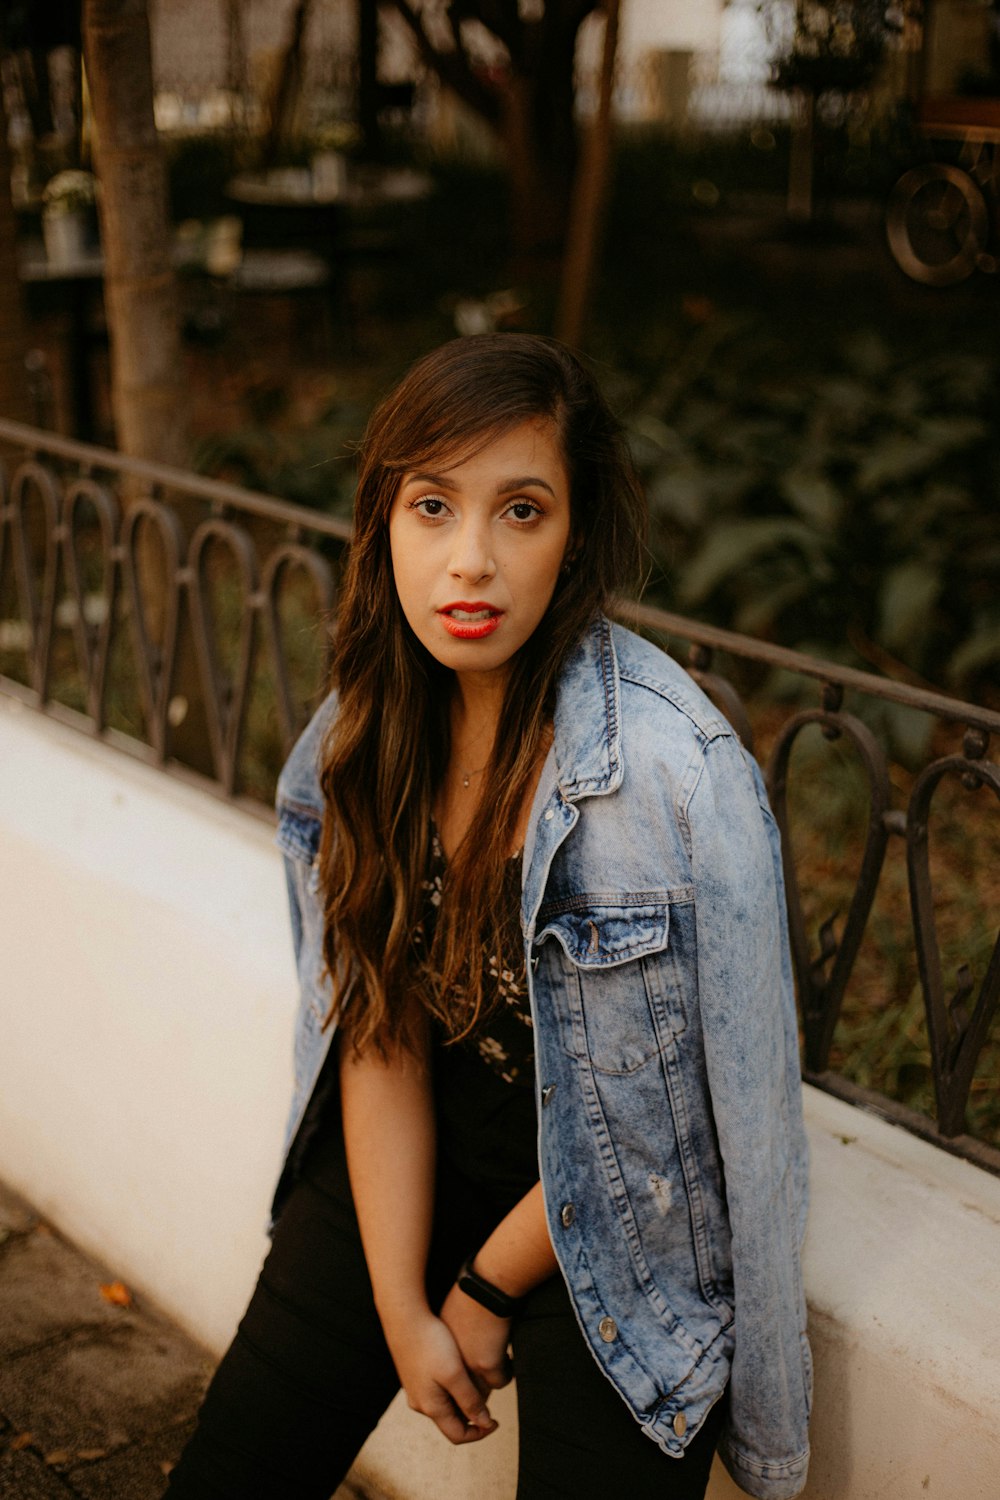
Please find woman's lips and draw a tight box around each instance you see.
[438,603,504,639]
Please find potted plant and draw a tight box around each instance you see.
[41,170,98,265]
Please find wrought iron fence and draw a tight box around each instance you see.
[1,419,998,1174]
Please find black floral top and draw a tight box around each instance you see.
[422,827,534,1083]
[424,827,539,1205]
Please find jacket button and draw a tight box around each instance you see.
[598,1316,617,1343]
[560,1202,575,1228]
[673,1412,687,1438]
[541,1083,557,1107]
[543,809,555,821]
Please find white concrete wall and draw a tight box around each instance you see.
[0,693,291,1353]
[2,693,999,1499]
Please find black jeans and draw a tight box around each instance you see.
[164,1123,723,1500]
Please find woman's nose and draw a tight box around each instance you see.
[448,520,495,582]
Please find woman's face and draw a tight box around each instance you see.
[388,418,572,686]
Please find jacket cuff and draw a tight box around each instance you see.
[718,1436,810,1500]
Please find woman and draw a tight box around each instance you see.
[166,335,811,1500]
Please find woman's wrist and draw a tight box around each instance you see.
[457,1253,522,1318]
[467,1182,557,1303]
[375,1287,434,1343]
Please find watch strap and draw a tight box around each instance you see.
[456,1254,522,1319]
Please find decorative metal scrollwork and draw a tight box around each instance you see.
[768,706,892,1074]
[2,423,999,1169]
[9,460,60,700]
[121,496,186,762]
[188,516,259,794]
[260,543,336,756]
[62,477,120,726]
[907,738,1000,1137]
[0,432,347,797]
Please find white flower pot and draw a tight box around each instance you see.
[43,209,88,266]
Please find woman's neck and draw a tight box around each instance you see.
[448,668,507,777]
[435,667,551,861]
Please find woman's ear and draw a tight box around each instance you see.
[560,536,582,575]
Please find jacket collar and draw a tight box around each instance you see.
[552,613,623,802]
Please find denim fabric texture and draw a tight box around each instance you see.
[273,616,811,1500]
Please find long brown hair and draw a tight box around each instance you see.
[319,334,647,1054]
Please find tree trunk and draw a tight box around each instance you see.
[556,0,620,347]
[261,0,314,168]
[503,78,568,277]
[504,10,584,273]
[386,1,595,276]
[357,0,383,161]
[82,0,189,466]
[82,0,208,774]
[0,99,33,424]
[787,89,815,223]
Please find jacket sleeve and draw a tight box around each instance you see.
[685,729,811,1500]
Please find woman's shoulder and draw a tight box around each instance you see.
[275,689,339,819]
[609,621,732,746]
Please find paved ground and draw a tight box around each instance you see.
[0,1178,212,1498]
[0,1180,373,1499]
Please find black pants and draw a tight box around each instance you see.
[165,1124,723,1500]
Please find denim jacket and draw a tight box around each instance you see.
[274,616,811,1500]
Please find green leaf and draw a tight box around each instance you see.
[630,413,683,455]
[841,330,892,379]
[856,438,939,493]
[948,623,1000,684]
[919,416,989,450]
[677,518,829,606]
[877,561,940,653]
[881,701,934,768]
[734,576,811,636]
[647,465,707,528]
[780,470,842,530]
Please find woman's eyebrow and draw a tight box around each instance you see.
[496,475,556,497]
[402,470,458,489]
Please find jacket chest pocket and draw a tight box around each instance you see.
[277,804,323,888]
[535,895,685,1075]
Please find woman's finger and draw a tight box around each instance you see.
[448,1372,497,1435]
[479,1355,513,1389]
[420,1386,496,1446]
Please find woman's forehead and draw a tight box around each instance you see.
[387,415,562,479]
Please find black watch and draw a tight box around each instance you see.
[456,1254,522,1319]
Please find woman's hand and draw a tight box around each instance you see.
[385,1306,500,1445]
[440,1281,514,1393]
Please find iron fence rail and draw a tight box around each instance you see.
[1,419,997,1174]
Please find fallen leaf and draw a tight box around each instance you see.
[45,1450,71,1466]
[160,1460,175,1477]
[99,1280,133,1308]
[11,1433,34,1451]
[75,1449,109,1462]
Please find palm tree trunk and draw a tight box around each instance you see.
[82,0,189,465]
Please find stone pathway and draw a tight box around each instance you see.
[0,1180,375,1499]
[0,1179,211,1498]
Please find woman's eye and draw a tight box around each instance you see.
[506,500,541,523]
[413,496,448,518]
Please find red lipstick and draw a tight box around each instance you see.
[438,601,504,640]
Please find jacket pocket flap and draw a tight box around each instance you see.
[276,804,322,864]
[537,896,670,967]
